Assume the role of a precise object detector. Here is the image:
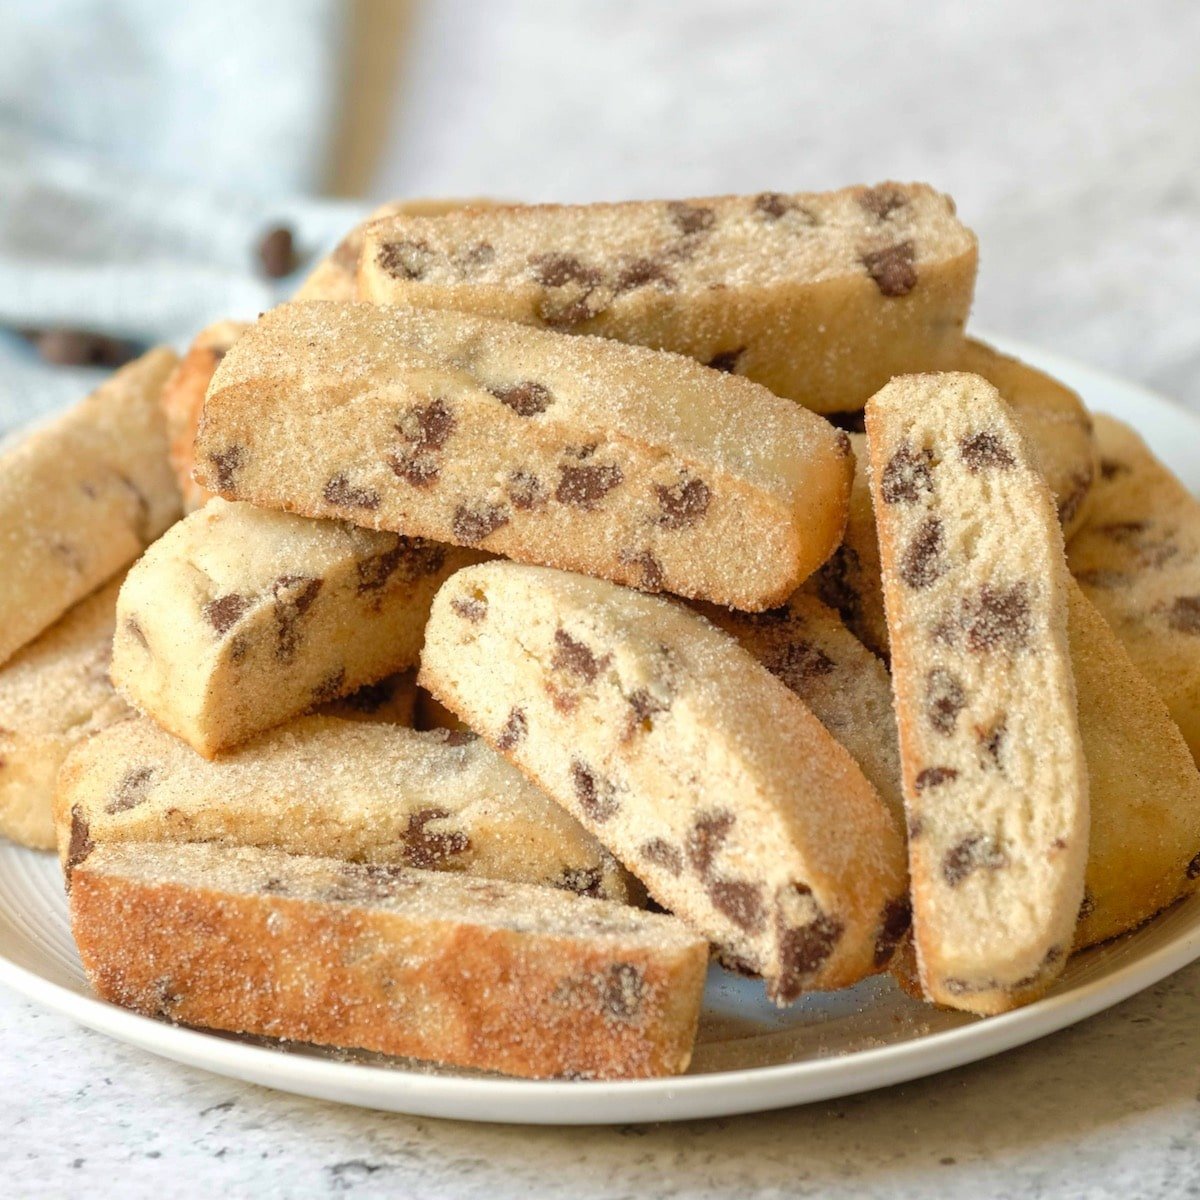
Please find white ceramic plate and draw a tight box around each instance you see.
[2,335,1198,1125]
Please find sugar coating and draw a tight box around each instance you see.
[419,562,907,1004]
[194,301,853,611]
[56,714,636,904]
[161,320,248,511]
[0,578,132,849]
[357,184,978,414]
[111,498,473,757]
[1068,414,1200,767]
[1065,579,1200,948]
[70,841,703,1079]
[0,348,181,666]
[866,372,1088,1015]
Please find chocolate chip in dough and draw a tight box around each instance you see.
[105,766,154,814]
[959,431,1016,472]
[861,241,917,296]
[655,477,712,529]
[881,444,934,504]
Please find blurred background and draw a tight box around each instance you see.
[1,0,1197,424]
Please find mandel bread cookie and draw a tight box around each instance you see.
[866,372,1088,1014]
[56,714,636,902]
[1068,414,1200,766]
[419,562,909,1003]
[69,841,705,1079]
[357,184,978,413]
[0,577,132,850]
[0,348,180,666]
[111,497,471,756]
[194,301,853,610]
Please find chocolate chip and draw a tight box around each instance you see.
[1057,468,1093,526]
[907,816,924,840]
[105,766,154,814]
[915,766,959,791]
[324,474,380,510]
[926,669,966,734]
[530,253,601,289]
[1099,458,1129,481]
[1166,596,1200,635]
[452,502,509,544]
[602,963,645,1020]
[857,185,909,220]
[557,866,602,898]
[257,225,296,278]
[206,445,245,491]
[496,707,527,751]
[451,595,487,622]
[614,258,673,291]
[272,575,323,662]
[706,348,743,373]
[1078,890,1096,920]
[1187,852,1200,880]
[28,328,141,368]
[813,544,863,627]
[335,677,393,713]
[872,898,912,969]
[620,550,665,592]
[489,380,554,417]
[763,640,837,691]
[404,807,471,868]
[978,719,1006,766]
[899,517,946,589]
[552,628,607,682]
[311,668,346,705]
[627,688,670,735]
[570,760,620,822]
[355,545,405,596]
[753,192,794,219]
[959,432,1016,472]
[66,808,93,881]
[943,834,1007,887]
[204,593,252,634]
[125,616,149,651]
[556,462,623,508]
[640,839,683,876]
[778,911,843,996]
[655,477,711,529]
[861,241,917,297]
[686,810,735,878]
[667,202,716,237]
[378,238,434,280]
[964,582,1032,653]
[507,470,545,510]
[1101,520,1149,542]
[390,397,456,486]
[709,880,766,933]
[881,444,934,504]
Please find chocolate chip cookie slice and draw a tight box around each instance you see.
[357,183,977,414]
[70,840,701,1079]
[111,498,473,757]
[866,372,1088,1014]
[194,301,853,611]
[1068,414,1200,767]
[56,714,637,904]
[419,562,908,1004]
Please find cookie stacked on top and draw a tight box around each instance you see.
[2,184,1198,1080]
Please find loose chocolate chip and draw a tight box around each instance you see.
[1099,458,1129,481]
[67,808,94,881]
[257,225,296,278]
[915,766,959,791]
[570,760,620,822]
[686,810,736,878]
[964,582,1032,653]
[926,668,966,735]
[336,677,393,713]
[655,477,712,530]
[311,668,347,705]
[861,241,917,296]
[206,445,245,491]
[899,517,946,589]
[552,628,607,682]
[125,616,150,651]
[872,898,912,968]
[1056,468,1093,526]
[709,879,766,933]
[763,640,837,691]
[530,252,601,289]
[451,594,487,622]
[880,444,934,504]
[667,202,716,237]
[204,593,252,634]
[706,348,743,373]
[378,238,434,280]
[272,575,323,662]
[404,807,471,868]
[614,257,674,291]
[556,462,624,509]
[1166,596,1200,635]
[602,963,646,1020]
[489,380,554,417]
[641,839,683,876]
[943,834,1008,887]
[324,474,380,510]
[507,470,545,510]
[754,192,794,219]
[452,502,510,544]
[106,766,154,814]
[28,328,142,368]
[620,550,665,592]
[778,911,844,995]
[959,431,1016,472]
[857,185,909,220]
[496,706,527,751]
[1187,852,1200,880]
[557,866,602,898]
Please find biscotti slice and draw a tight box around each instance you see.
[0,578,132,850]
[1067,415,1200,766]
[320,671,417,726]
[419,562,908,1003]
[699,592,904,828]
[111,498,471,757]
[1065,579,1200,948]
[194,302,853,610]
[0,348,180,666]
[296,198,501,303]
[56,714,636,904]
[70,841,704,1079]
[866,373,1088,1014]
[357,184,977,413]
[161,321,248,511]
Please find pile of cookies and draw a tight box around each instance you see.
[3,183,1198,1081]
